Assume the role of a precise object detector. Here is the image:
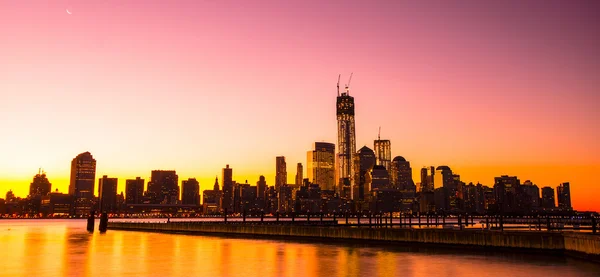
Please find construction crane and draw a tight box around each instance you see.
[345,72,353,94]
[337,74,341,96]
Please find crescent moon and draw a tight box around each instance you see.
[66,9,72,15]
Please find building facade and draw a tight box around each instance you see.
[182,178,200,206]
[307,142,336,191]
[69,152,97,216]
[98,175,118,213]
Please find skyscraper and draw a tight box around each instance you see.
[353,146,375,201]
[557,182,572,210]
[182,178,200,206]
[222,165,233,213]
[257,175,267,204]
[336,78,356,196]
[371,165,390,191]
[295,163,303,186]
[69,151,97,216]
[307,142,336,191]
[125,177,144,204]
[98,175,118,213]
[390,156,415,192]
[541,186,556,209]
[147,170,179,205]
[374,138,391,171]
[29,170,52,197]
[275,156,287,190]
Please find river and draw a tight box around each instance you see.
[1,219,599,277]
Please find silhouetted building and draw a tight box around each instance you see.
[307,142,336,191]
[374,139,391,171]
[241,184,259,212]
[371,165,390,191]
[353,146,375,201]
[336,82,356,196]
[202,177,222,214]
[69,152,97,216]
[147,170,179,205]
[275,156,287,191]
[295,163,303,186]
[420,166,435,192]
[40,190,73,215]
[390,156,416,192]
[521,180,540,210]
[256,175,267,208]
[182,178,200,206]
[557,182,572,210]
[221,165,233,213]
[371,188,402,213]
[541,186,556,209]
[29,170,52,197]
[98,175,118,213]
[278,185,293,213]
[5,190,15,202]
[125,177,145,204]
[493,175,521,214]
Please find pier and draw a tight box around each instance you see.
[107,220,600,262]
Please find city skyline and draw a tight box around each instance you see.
[1,1,599,211]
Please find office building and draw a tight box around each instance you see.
[295,163,303,186]
[221,165,233,213]
[374,138,391,171]
[336,80,356,195]
[390,156,415,192]
[275,156,287,191]
[182,178,200,206]
[29,170,52,197]
[147,170,179,205]
[353,146,375,201]
[557,182,572,210]
[125,177,145,204]
[307,142,336,191]
[541,186,556,209]
[69,152,97,216]
[98,175,118,213]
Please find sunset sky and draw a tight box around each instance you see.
[1,1,598,211]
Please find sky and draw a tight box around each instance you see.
[0,1,599,211]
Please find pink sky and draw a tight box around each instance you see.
[1,1,599,210]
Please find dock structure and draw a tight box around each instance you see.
[108,221,600,262]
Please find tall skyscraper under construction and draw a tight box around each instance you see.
[336,74,356,197]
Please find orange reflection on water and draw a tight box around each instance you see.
[2,220,600,277]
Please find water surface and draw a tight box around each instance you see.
[1,219,598,277]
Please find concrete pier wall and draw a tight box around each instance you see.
[107,222,598,260]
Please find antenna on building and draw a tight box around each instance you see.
[378,126,381,141]
[337,74,341,96]
[345,72,353,94]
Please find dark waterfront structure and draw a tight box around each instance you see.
[275,156,287,191]
[125,177,145,204]
[69,152,97,216]
[147,170,179,205]
[307,142,336,191]
[182,178,200,206]
[336,76,356,198]
[98,175,118,213]
[557,182,572,210]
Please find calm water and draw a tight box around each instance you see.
[1,220,599,277]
